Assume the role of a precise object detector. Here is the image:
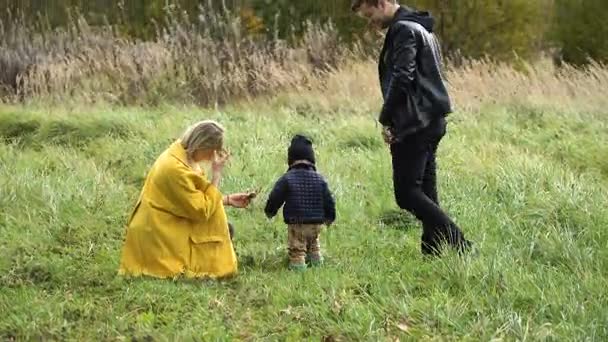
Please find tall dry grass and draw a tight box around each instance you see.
[447,58,608,114]
[0,4,348,106]
[2,4,607,113]
[266,56,608,119]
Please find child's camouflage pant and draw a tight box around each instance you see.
[287,224,323,268]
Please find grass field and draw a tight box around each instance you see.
[1,61,608,340]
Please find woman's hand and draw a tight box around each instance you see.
[212,149,230,173]
[211,149,230,186]
[224,193,252,209]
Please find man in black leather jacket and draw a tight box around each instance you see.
[352,0,471,255]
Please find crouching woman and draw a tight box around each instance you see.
[118,120,250,279]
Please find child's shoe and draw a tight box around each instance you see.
[288,263,307,272]
[310,258,324,267]
[306,254,324,267]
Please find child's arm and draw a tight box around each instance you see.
[322,180,336,225]
[264,176,288,219]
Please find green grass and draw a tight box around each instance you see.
[0,100,607,341]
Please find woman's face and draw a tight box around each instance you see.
[191,148,216,163]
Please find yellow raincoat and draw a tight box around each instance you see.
[118,140,237,279]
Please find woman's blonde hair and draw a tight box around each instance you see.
[180,120,225,158]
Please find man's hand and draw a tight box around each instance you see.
[382,126,395,145]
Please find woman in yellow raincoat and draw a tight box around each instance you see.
[118,120,251,279]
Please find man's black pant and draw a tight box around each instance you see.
[390,116,469,255]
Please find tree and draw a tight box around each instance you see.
[410,0,552,62]
[552,0,608,65]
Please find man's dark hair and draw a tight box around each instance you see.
[351,0,395,12]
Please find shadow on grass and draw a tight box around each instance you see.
[0,112,141,149]
[237,248,288,273]
[378,209,418,231]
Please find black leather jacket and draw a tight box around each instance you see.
[379,6,452,141]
